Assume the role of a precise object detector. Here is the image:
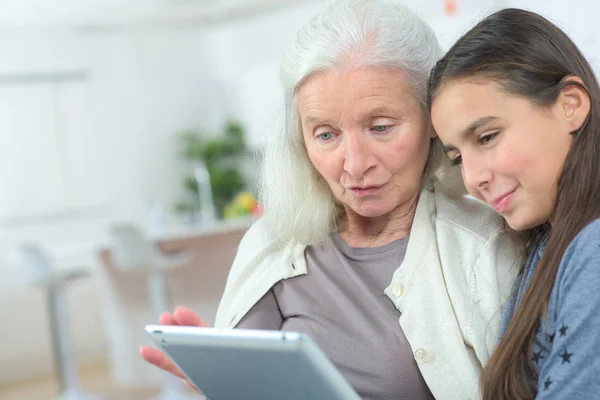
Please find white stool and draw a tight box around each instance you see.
[17,244,101,400]
[108,223,200,400]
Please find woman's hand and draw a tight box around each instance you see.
[139,306,209,391]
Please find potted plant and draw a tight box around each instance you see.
[173,120,254,223]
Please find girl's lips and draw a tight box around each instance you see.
[490,190,516,213]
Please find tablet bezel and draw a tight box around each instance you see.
[145,325,361,400]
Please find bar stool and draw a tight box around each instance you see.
[17,243,101,400]
[108,222,200,400]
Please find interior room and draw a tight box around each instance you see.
[0,0,595,399]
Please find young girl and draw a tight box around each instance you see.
[428,8,600,400]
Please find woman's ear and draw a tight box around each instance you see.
[559,76,591,133]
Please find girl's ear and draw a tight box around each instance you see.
[558,76,591,133]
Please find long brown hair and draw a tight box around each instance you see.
[428,8,600,399]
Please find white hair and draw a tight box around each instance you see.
[259,0,464,246]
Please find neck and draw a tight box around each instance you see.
[338,191,419,248]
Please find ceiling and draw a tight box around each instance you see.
[0,0,314,32]
[0,0,515,35]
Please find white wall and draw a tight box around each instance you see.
[0,0,327,385]
[0,31,236,253]
[0,31,218,383]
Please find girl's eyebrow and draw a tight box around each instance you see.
[442,116,499,153]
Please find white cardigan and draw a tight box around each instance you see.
[214,188,524,400]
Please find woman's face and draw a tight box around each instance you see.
[296,66,434,219]
[431,78,588,230]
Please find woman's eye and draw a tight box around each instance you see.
[372,125,389,133]
[451,154,462,166]
[479,131,498,145]
[317,132,334,141]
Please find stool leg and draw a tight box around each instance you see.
[147,269,170,320]
[47,288,102,400]
[47,288,79,392]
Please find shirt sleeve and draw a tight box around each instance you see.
[535,221,600,399]
[234,289,283,330]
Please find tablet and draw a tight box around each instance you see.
[145,325,361,400]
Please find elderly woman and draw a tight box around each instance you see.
[141,1,524,399]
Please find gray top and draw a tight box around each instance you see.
[236,233,434,400]
[499,218,600,398]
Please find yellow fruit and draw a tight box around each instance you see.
[223,201,249,219]
[234,192,257,212]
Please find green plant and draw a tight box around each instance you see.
[174,120,248,219]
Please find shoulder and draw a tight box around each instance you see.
[419,190,524,358]
[228,217,281,274]
[229,216,309,279]
[566,218,600,253]
[237,216,296,256]
[433,190,513,243]
[430,190,524,305]
[215,218,301,327]
[238,217,270,250]
[559,218,600,274]
[417,189,525,265]
[556,218,600,286]
[428,186,525,263]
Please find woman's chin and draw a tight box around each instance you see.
[348,202,397,219]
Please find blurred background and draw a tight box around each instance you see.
[0,0,596,399]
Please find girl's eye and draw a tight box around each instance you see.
[317,132,334,141]
[479,131,499,145]
[372,125,389,133]
[451,154,462,166]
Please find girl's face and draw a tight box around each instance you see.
[430,78,589,231]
